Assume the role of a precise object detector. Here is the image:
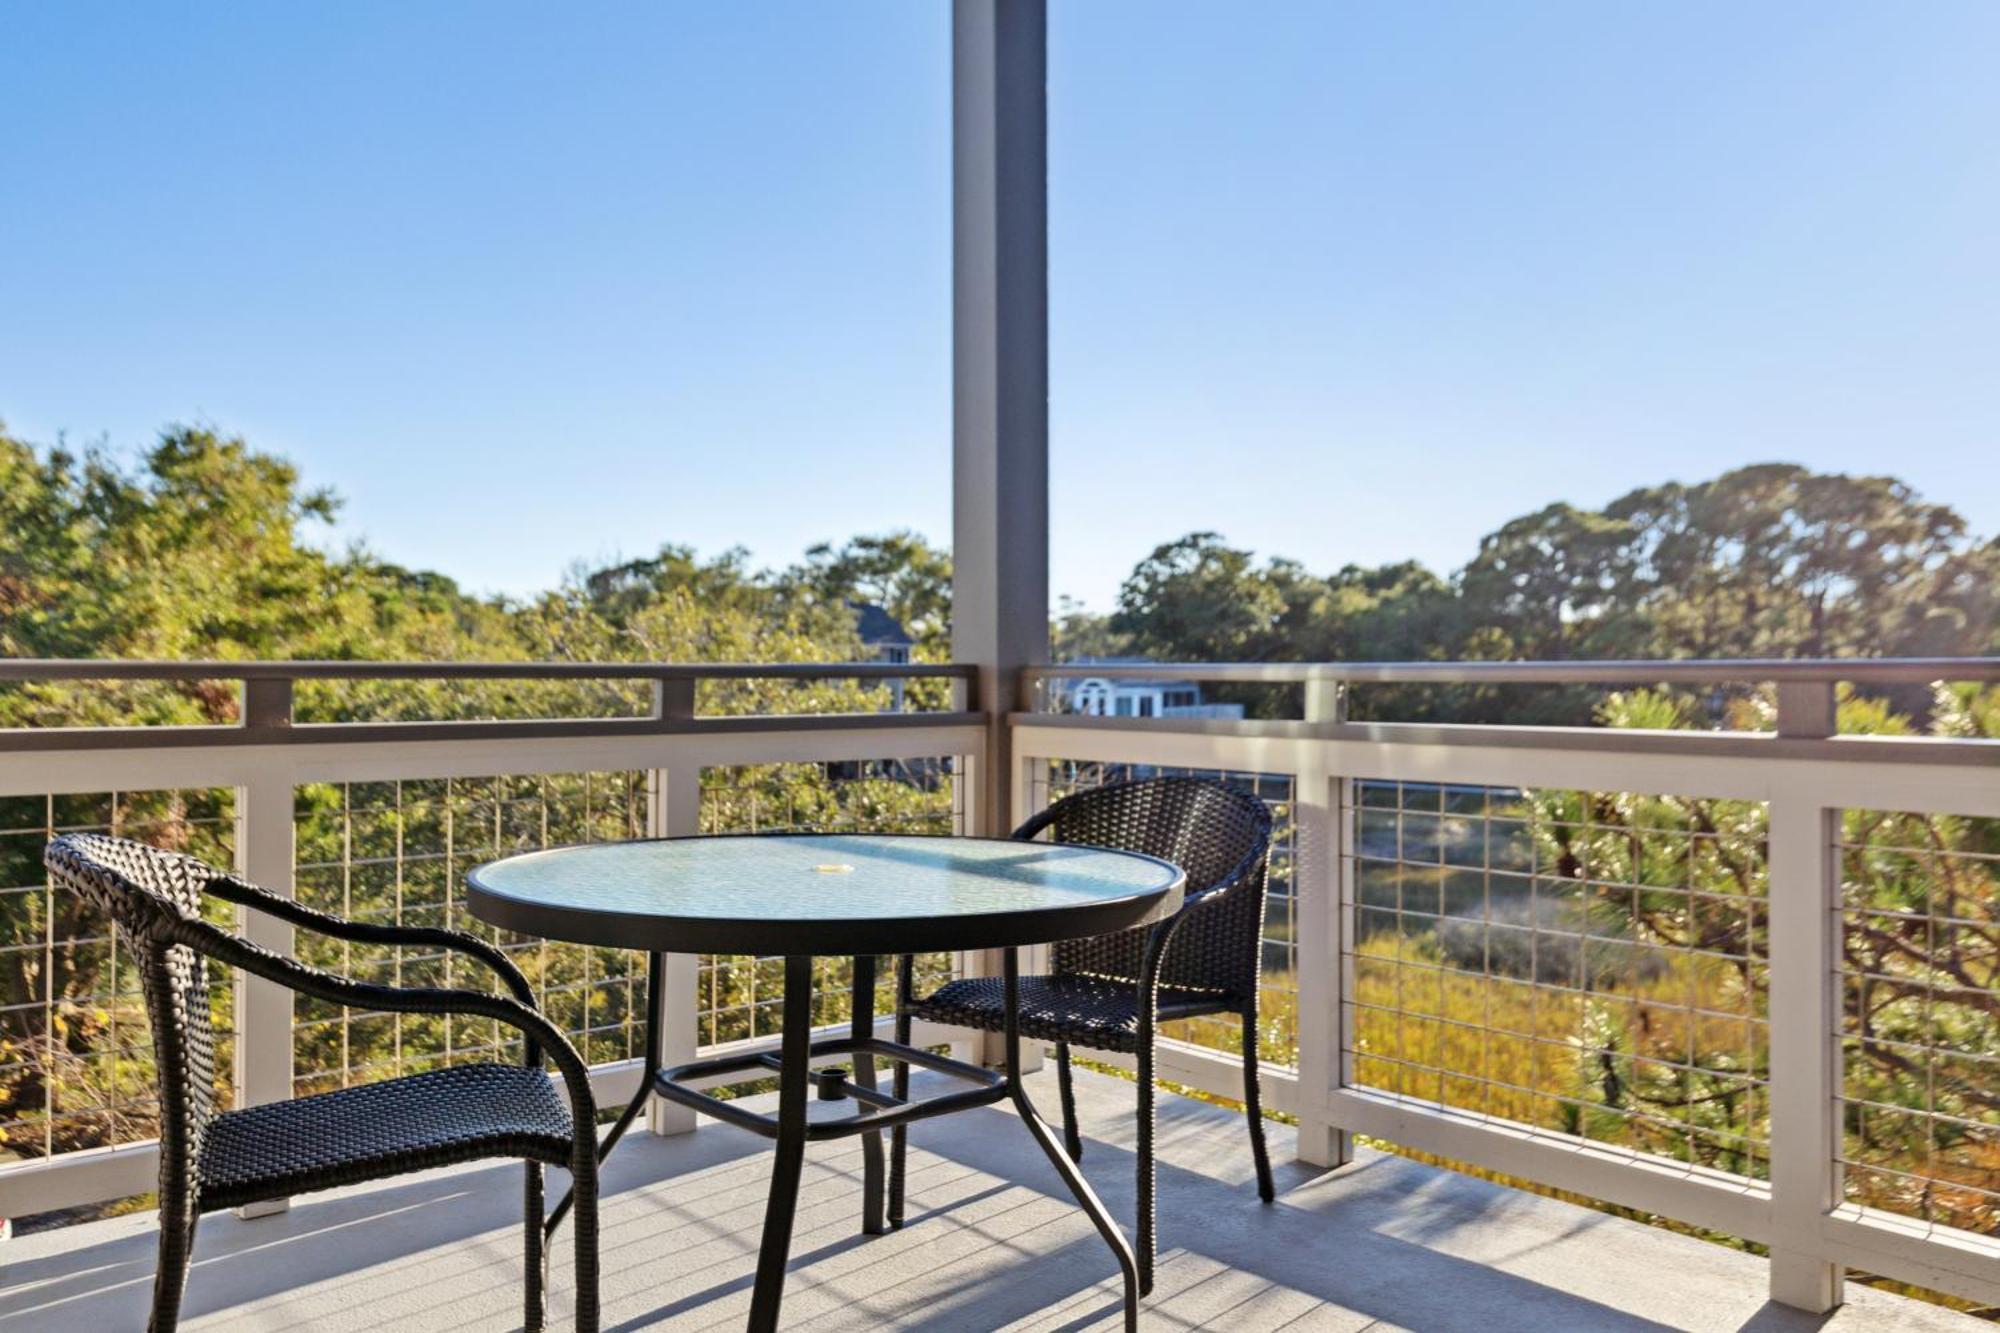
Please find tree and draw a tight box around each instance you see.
[0,425,527,729]
[1608,464,1979,660]
[1111,534,1325,661]
[5,418,1997,1198]
[786,532,953,660]
[1111,463,1995,724]
[1052,595,1129,662]
[1108,534,1332,715]
[579,545,778,626]
[1455,502,1651,662]
[0,426,950,1163]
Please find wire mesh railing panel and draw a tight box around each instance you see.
[695,758,962,1049]
[0,790,236,1162]
[1838,807,2000,1235]
[291,773,649,1095]
[1033,761,1299,1071]
[1345,780,1771,1180]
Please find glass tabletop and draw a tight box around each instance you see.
[466,833,1186,955]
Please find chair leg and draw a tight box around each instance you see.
[525,1161,547,1331]
[1241,1005,1276,1203]
[1136,1028,1157,1297]
[570,1151,601,1333]
[1055,1040,1083,1162]
[149,1200,198,1333]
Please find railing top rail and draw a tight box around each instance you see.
[1026,657,2000,686]
[6,657,1993,687]
[0,659,973,683]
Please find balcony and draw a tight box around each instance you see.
[5,5,1998,1328]
[2,1065,1978,1332]
[1,655,1995,1330]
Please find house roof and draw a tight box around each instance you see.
[849,601,914,646]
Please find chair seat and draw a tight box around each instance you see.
[907,974,1233,1055]
[198,1062,575,1210]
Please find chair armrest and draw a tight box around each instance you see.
[160,912,597,1125]
[1172,852,1265,916]
[1010,806,1062,844]
[1012,803,1270,919]
[1141,848,1270,981]
[205,873,536,1008]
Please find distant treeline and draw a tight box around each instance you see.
[5,425,1993,728]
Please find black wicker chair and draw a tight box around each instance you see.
[888,776,1276,1293]
[43,832,601,1333]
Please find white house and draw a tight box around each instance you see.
[1047,657,1246,720]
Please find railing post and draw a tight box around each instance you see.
[951,675,981,839]
[1768,771,1844,1310]
[645,684,703,1135]
[1294,679,1352,1167]
[999,741,1048,1070]
[1776,680,1838,740]
[651,676,696,731]
[233,677,295,1218]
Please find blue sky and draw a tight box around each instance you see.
[4,2,1996,611]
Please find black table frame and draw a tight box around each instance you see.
[551,947,1144,1333]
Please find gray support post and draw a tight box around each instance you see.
[952,0,1048,839]
[952,0,1048,1064]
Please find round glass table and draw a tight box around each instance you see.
[468,833,1185,1333]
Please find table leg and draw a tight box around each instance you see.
[603,951,666,1154]
[545,950,663,1239]
[888,953,913,1229]
[1003,947,1142,1333]
[850,954,886,1235]
[748,955,814,1333]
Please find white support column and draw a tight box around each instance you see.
[1292,682,1352,1167]
[953,0,1048,1066]
[646,748,703,1136]
[1767,789,1845,1311]
[233,681,296,1218]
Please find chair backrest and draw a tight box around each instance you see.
[43,832,230,1205]
[1017,777,1274,1001]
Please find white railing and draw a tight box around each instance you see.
[0,660,988,1219]
[3,655,1997,1317]
[1017,657,2000,1313]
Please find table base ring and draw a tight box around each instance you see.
[656,1036,1007,1143]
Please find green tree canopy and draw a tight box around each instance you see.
[1108,464,1996,722]
[785,531,953,660]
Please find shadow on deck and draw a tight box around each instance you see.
[0,1067,1979,1332]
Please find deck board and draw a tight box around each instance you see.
[1,1067,1979,1332]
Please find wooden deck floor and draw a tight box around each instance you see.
[1,1067,1979,1331]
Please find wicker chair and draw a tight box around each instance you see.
[43,833,601,1333]
[889,776,1276,1293]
